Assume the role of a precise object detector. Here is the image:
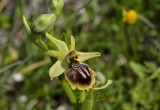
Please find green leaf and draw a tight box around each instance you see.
[23,15,32,35]
[129,61,148,79]
[69,35,75,52]
[77,52,101,62]
[144,61,157,73]
[23,15,49,51]
[46,50,66,60]
[0,13,10,29]
[45,33,68,52]
[0,61,21,75]
[49,60,65,79]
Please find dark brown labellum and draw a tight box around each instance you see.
[66,63,91,85]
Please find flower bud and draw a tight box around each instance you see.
[31,14,56,34]
[50,0,64,16]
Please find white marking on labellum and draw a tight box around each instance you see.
[80,65,90,77]
[71,64,87,79]
[78,68,87,79]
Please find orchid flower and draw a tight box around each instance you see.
[45,33,101,91]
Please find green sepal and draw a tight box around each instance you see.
[46,50,66,60]
[49,60,67,79]
[23,15,48,51]
[93,80,112,91]
[77,51,101,62]
[45,33,68,52]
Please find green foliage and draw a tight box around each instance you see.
[0,14,10,29]
[0,0,160,109]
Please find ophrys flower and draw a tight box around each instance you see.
[45,33,100,91]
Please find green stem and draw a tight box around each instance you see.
[124,24,138,60]
[47,7,77,109]
[81,89,93,110]
[59,74,77,109]
[74,90,84,110]
[49,56,77,109]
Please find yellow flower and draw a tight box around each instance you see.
[122,9,137,24]
[45,33,101,91]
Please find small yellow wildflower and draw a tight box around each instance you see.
[122,9,137,24]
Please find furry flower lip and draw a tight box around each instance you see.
[65,50,97,91]
[45,33,100,91]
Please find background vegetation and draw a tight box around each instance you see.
[0,0,160,110]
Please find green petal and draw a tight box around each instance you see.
[46,50,66,60]
[69,35,75,52]
[49,60,66,79]
[93,80,112,90]
[77,51,101,62]
[46,33,68,52]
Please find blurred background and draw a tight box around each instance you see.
[0,0,160,110]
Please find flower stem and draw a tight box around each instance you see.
[48,52,77,108]
[81,89,93,110]
[124,24,138,60]
[59,74,77,109]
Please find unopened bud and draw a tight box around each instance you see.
[31,14,56,34]
[50,0,64,16]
